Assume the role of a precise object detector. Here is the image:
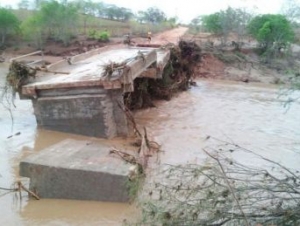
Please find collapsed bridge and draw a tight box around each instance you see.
[11,36,201,202]
[17,46,170,138]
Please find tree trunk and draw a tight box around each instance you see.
[1,33,6,46]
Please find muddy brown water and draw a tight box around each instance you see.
[1,63,300,225]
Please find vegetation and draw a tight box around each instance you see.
[248,14,294,51]
[0,8,20,46]
[124,41,202,110]
[137,7,167,24]
[0,0,178,49]
[200,7,253,44]
[88,29,110,42]
[133,138,300,225]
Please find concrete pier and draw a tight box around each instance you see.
[20,139,132,202]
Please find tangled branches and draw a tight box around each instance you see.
[6,61,36,92]
[124,40,202,110]
[137,137,300,226]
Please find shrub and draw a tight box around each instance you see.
[96,31,109,42]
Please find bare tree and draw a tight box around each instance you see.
[281,0,300,22]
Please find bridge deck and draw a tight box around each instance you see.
[22,47,170,97]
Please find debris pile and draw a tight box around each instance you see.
[6,61,36,92]
[124,40,202,110]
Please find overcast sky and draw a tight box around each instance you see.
[0,0,286,23]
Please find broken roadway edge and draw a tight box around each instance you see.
[20,139,132,202]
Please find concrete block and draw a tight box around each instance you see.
[33,95,110,138]
[19,139,132,202]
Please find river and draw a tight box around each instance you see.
[0,63,299,225]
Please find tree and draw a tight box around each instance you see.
[71,0,99,34]
[0,8,20,46]
[39,0,79,45]
[139,7,166,24]
[202,12,222,34]
[21,14,44,48]
[248,14,294,50]
[168,16,179,28]
[202,8,253,44]
[281,0,300,22]
[190,16,202,33]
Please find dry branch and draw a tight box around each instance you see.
[137,137,300,226]
[0,181,40,200]
[101,61,128,79]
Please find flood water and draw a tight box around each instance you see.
[0,64,136,226]
[1,63,300,225]
[135,80,300,169]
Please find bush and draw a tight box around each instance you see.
[87,29,96,39]
[87,30,110,42]
[96,31,110,42]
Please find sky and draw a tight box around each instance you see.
[0,0,286,23]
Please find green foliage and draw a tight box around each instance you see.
[38,0,79,45]
[202,13,222,34]
[21,14,44,48]
[71,0,133,22]
[0,8,20,45]
[126,174,145,201]
[248,14,295,49]
[201,7,253,43]
[167,16,178,28]
[97,31,109,42]
[87,29,97,39]
[88,30,110,42]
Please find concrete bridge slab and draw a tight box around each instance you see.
[20,139,132,202]
[18,46,170,138]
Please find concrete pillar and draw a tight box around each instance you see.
[32,87,128,138]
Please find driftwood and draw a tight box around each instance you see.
[0,181,40,200]
[109,101,161,173]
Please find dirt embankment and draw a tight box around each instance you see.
[185,32,300,85]
[2,28,298,86]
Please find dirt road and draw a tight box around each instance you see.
[151,26,189,44]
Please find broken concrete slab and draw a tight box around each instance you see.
[20,139,133,202]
